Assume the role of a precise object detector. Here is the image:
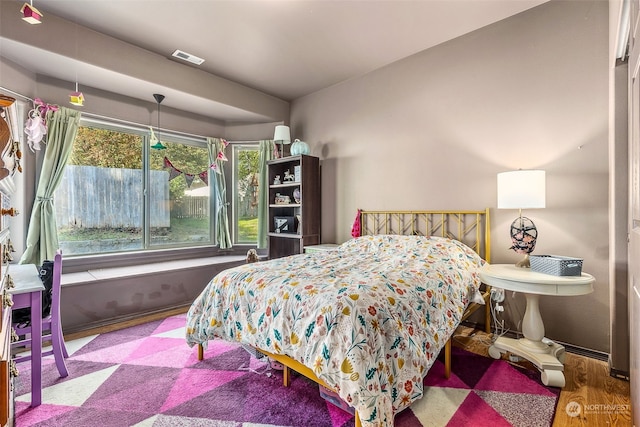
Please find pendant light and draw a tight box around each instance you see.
[151,94,167,150]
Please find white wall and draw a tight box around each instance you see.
[290,1,610,352]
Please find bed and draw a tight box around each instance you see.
[186,209,491,427]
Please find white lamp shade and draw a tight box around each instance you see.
[497,170,546,209]
[274,125,291,144]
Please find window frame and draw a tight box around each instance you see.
[231,142,260,245]
[57,116,243,271]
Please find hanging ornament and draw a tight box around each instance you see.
[69,82,84,106]
[163,156,172,169]
[24,109,46,152]
[184,173,195,188]
[23,99,57,153]
[168,167,181,181]
[198,170,208,185]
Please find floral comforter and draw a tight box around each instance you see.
[185,235,485,427]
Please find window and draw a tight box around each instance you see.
[55,119,214,256]
[148,140,211,248]
[233,144,260,244]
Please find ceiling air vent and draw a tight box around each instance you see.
[171,49,205,65]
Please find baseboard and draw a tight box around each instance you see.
[559,340,609,362]
[460,320,611,363]
[608,365,631,381]
[64,305,190,339]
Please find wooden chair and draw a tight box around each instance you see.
[12,250,69,377]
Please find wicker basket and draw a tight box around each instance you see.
[530,255,583,276]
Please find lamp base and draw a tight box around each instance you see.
[509,215,537,268]
[515,254,530,268]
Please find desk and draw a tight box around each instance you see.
[7,264,43,407]
[479,263,594,388]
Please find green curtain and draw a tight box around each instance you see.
[20,107,81,266]
[208,137,232,249]
[257,140,275,249]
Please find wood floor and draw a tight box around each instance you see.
[65,309,633,427]
[453,326,632,427]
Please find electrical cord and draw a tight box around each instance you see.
[490,288,511,342]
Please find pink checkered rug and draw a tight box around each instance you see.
[13,314,559,426]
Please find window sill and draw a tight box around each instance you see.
[62,254,245,286]
[60,245,259,274]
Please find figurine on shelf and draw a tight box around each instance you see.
[283,170,295,182]
[274,193,291,205]
[273,175,281,185]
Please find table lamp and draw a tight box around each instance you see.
[273,125,291,158]
[497,170,546,268]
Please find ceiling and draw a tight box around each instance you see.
[1,0,548,123]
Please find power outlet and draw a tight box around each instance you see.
[491,288,505,303]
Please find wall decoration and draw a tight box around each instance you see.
[163,157,204,187]
[209,138,229,174]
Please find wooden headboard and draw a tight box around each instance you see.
[358,209,491,262]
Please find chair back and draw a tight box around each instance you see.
[48,249,63,322]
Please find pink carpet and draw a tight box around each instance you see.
[13,314,559,426]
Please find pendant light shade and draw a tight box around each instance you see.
[151,94,167,150]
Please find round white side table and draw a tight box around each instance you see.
[479,263,595,387]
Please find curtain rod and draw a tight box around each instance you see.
[0,88,213,141]
[0,86,34,103]
[83,112,260,144]
[0,88,260,143]
[82,112,211,141]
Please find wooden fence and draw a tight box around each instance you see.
[55,165,170,228]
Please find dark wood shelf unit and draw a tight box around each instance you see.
[267,155,320,259]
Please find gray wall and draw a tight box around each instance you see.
[290,1,610,352]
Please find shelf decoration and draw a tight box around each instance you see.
[290,139,310,155]
[274,193,291,205]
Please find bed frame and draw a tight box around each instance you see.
[197,209,491,427]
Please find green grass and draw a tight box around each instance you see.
[59,216,259,244]
[58,227,141,241]
[238,217,258,242]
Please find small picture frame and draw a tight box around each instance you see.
[274,216,296,233]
